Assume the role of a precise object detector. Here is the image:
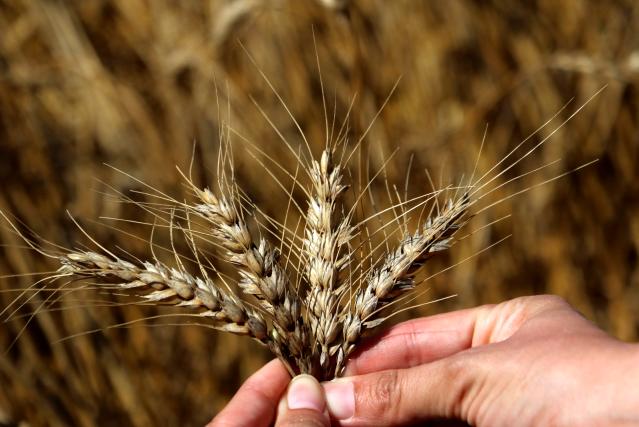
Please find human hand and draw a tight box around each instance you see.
[209,295,639,426]
[323,295,639,426]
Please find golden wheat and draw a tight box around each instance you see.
[1,97,597,382]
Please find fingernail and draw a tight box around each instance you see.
[323,379,355,420]
[287,374,326,412]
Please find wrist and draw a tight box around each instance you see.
[606,342,639,424]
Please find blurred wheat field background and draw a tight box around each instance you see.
[0,1,638,426]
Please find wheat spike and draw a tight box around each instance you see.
[336,192,470,373]
[59,250,269,341]
[302,148,353,377]
[192,185,309,373]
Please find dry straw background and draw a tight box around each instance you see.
[0,1,638,426]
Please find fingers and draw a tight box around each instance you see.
[344,295,575,376]
[210,295,574,427]
[323,296,584,426]
[208,359,290,427]
[324,355,481,426]
[344,306,483,376]
[276,375,331,427]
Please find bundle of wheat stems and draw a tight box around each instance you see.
[46,143,470,382]
[2,81,597,383]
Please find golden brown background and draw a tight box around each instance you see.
[1,1,638,426]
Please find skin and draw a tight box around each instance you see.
[209,295,639,427]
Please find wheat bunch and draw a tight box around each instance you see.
[1,81,601,381]
[2,135,473,381]
[183,138,470,380]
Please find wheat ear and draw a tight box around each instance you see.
[303,149,352,377]
[337,193,470,373]
[59,250,269,340]
[192,186,309,372]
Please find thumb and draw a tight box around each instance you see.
[276,374,331,427]
[323,357,477,425]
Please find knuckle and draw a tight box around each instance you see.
[398,323,421,368]
[505,294,572,322]
[542,294,570,308]
[354,370,403,420]
[519,294,568,308]
[440,355,474,417]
